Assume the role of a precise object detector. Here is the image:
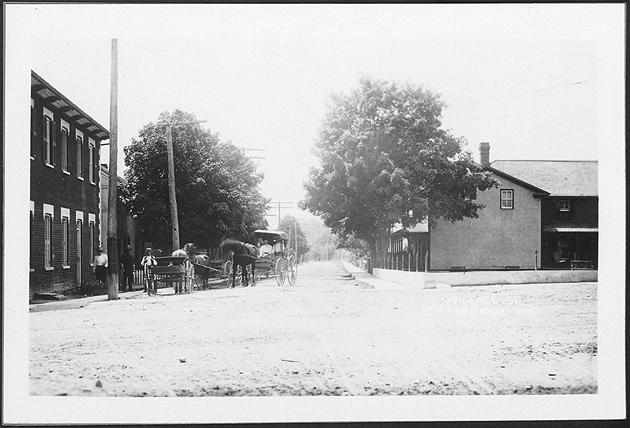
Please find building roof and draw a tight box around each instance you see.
[31,70,109,141]
[490,160,598,197]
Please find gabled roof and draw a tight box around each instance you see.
[31,70,109,141]
[485,166,549,197]
[490,160,598,197]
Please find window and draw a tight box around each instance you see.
[30,201,34,271]
[43,204,54,269]
[76,130,84,179]
[88,139,95,184]
[89,215,95,264]
[500,189,514,210]
[61,208,70,268]
[30,99,35,159]
[43,107,55,166]
[556,199,572,219]
[61,120,69,173]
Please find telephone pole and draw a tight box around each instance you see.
[155,119,206,251]
[107,38,119,300]
[267,201,292,229]
[165,124,179,251]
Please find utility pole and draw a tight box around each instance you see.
[107,38,119,300]
[268,201,292,229]
[165,124,179,251]
[156,119,206,251]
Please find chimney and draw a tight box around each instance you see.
[479,142,490,167]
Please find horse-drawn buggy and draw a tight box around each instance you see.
[252,230,296,286]
[219,230,297,288]
[145,256,194,295]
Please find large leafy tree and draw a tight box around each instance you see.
[278,215,310,258]
[301,78,497,269]
[122,110,269,252]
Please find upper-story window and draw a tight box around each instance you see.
[76,129,84,180]
[500,189,514,210]
[88,138,96,184]
[30,99,35,159]
[60,119,70,173]
[43,107,55,167]
[556,199,572,219]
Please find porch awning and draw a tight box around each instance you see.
[543,226,598,233]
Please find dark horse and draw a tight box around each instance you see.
[219,239,258,287]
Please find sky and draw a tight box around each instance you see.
[9,4,623,226]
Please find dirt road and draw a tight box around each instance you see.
[29,261,597,396]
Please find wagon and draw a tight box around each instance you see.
[252,229,296,286]
[146,256,194,295]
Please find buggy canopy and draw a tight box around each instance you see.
[253,230,289,244]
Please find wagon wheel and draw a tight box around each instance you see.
[223,260,233,288]
[234,265,243,287]
[286,255,296,286]
[275,258,287,286]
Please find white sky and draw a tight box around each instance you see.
[18,4,609,223]
[4,4,626,423]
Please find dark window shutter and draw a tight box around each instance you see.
[51,120,56,165]
[42,116,47,162]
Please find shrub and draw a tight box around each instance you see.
[61,280,108,297]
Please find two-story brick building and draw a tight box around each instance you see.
[30,71,109,295]
[388,143,598,271]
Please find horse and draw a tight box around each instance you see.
[219,238,258,287]
[172,244,214,289]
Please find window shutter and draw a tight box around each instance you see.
[51,120,56,165]
[42,116,47,162]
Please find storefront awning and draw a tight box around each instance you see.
[543,226,598,233]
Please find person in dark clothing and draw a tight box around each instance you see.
[119,245,135,292]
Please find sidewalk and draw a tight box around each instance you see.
[341,261,414,291]
[29,289,147,313]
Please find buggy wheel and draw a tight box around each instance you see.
[234,265,243,287]
[286,255,296,286]
[223,260,233,287]
[275,258,286,286]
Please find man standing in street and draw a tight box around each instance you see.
[120,245,135,292]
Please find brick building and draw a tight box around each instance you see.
[388,143,598,271]
[30,71,109,296]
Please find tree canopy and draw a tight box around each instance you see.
[300,78,497,267]
[278,215,310,258]
[122,110,269,252]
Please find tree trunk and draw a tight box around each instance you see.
[366,226,390,274]
[367,239,377,274]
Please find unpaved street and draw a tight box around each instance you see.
[29,261,597,396]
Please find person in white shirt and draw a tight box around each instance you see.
[141,248,158,293]
[273,240,284,254]
[259,240,273,258]
[93,248,109,285]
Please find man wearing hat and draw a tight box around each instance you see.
[93,247,108,286]
[119,244,135,292]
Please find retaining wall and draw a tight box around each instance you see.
[372,268,597,288]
